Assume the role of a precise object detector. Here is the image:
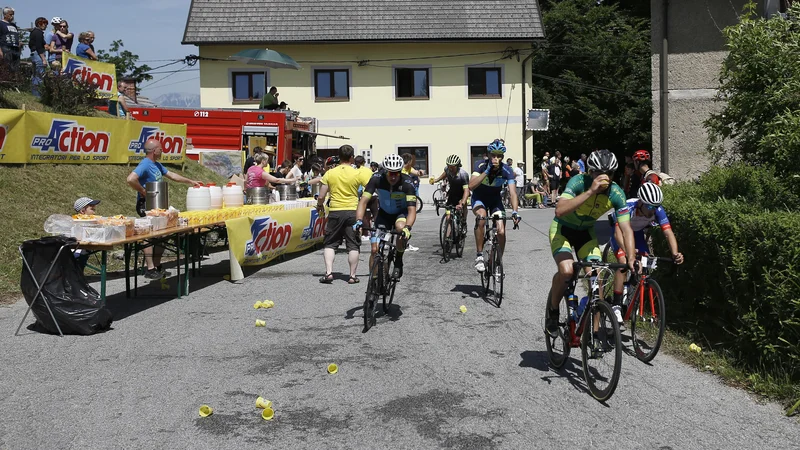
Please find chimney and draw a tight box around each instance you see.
[119,77,138,104]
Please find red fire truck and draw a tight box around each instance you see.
[126,107,331,163]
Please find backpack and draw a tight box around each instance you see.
[659,172,676,185]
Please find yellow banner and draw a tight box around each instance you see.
[226,207,326,266]
[61,53,118,98]
[0,109,187,164]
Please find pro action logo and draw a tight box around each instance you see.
[128,126,185,155]
[301,208,326,241]
[64,58,114,92]
[0,124,7,152]
[30,119,110,153]
[245,217,292,257]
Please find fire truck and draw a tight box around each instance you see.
[126,106,338,164]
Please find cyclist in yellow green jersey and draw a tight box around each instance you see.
[545,149,637,335]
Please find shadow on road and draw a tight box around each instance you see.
[450,284,483,299]
[344,302,404,323]
[519,350,609,405]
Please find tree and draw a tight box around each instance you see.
[704,2,800,175]
[97,40,153,89]
[531,0,652,160]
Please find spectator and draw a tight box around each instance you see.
[547,156,561,206]
[540,155,550,197]
[29,17,48,97]
[48,19,73,67]
[316,145,372,284]
[44,17,59,66]
[370,161,380,173]
[354,155,372,180]
[275,160,292,178]
[288,154,304,180]
[126,138,200,280]
[510,159,525,199]
[259,86,280,110]
[577,153,587,173]
[0,7,20,70]
[243,146,262,173]
[624,162,640,199]
[246,153,289,189]
[76,31,97,60]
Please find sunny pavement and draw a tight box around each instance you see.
[0,206,798,449]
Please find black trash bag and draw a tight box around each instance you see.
[19,235,113,335]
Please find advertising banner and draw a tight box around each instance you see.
[226,207,326,267]
[61,53,118,98]
[0,109,186,164]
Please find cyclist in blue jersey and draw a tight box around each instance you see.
[607,182,684,322]
[468,139,521,272]
[354,154,417,279]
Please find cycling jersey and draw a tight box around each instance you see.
[444,167,470,187]
[362,173,417,215]
[471,161,516,197]
[556,173,630,230]
[610,199,671,232]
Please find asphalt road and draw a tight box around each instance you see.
[0,206,797,449]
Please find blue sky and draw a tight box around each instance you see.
[17,0,199,99]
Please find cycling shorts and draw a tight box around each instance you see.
[370,212,407,244]
[549,220,601,261]
[446,185,465,207]
[471,192,504,215]
[609,229,650,258]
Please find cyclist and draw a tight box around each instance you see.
[607,182,684,322]
[431,154,470,229]
[633,149,661,185]
[354,154,417,279]
[545,149,637,335]
[468,139,521,273]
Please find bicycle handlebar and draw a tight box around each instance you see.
[573,260,629,272]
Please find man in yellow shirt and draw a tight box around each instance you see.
[316,145,372,284]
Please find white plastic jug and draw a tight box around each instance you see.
[186,185,211,211]
[208,184,223,209]
[222,183,244,208]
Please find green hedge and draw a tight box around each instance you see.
[654,165,800,381]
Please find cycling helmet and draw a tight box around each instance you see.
[638,182,663,207]
[487,139,506,154]
[325,156,340,166]
[445,154,461,166]
[383,154,404,172]
[586,149,618,172]
[633,149,651,161]
[369,161,379,169]
[51,16,63,25]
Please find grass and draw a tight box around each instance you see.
[661,327,800,418]
[0,161,230,301]
[0,89,112,118]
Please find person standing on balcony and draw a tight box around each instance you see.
[259,86,280,110]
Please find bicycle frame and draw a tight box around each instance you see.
[623,256,672,322]
[565,261,629,347]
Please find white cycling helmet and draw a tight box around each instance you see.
[51,16,63,25]
[586,149,618,172]
[638,182,663,206]
[383,154,404,172]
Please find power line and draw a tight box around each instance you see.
[141,66,195,90]
[146,68,199,75]
[531,73,641,98]
[143,75,200,91]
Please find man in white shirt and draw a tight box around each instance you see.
[510,159,525,199]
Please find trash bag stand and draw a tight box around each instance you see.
[15,242,73,337]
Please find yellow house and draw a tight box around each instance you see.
[182,0,544,179]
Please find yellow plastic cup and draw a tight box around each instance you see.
[262,407,275,421]
[253,301,263,309]
[327,363,338,374]
[262,300,274,309]
[256,396,272,409]
[199,405,213,417]
[689,343,702,353]
[460,305,467,313]
[255,319,266,327]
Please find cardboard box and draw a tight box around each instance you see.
[229,174,245,189]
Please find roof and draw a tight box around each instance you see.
[182,0,544,45]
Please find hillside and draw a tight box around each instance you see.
[0,162,230,301]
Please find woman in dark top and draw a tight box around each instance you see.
[29,17,48,96]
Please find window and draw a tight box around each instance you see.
[470,146,488,170]
[397,147,429,175]
[395,68,429,99]
[232,72,266,101]
[468,67,501,98]
[314,69,349,100]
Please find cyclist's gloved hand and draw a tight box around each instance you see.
[483,165,492,175]
[401,227,412,240]
[353,219,363,231]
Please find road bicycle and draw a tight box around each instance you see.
[545,260,628,402]
[477,214,517,306]
[432,180,448,206]
[362,227,402,333]
[436,203,466,262]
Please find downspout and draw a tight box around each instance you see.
[521,49,534,179]
[659,0,669,173]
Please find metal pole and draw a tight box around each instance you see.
[660,0,670,173]
[521,50,534,179]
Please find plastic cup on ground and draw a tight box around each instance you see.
[255,319,266,327]
[256,396,272,409]
[327,363,338,374]
[199,405,213,417]
[460,305,467,313]
[254,301,263,309]
[262,407,275,421]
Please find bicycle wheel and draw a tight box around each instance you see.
[382,252,395,312]
[581,300,622,402]
[442,214,454,261]
[364,257,382,332]
[438,212,448,250]
[432,188,444,205]
[481,247,492,296]
[491,245,503,306]
[630,278,666,362]
[455,219,465,258]
[544,290,571,369]
[416,196,424,212]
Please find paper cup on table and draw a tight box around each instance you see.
[261,407,275,421]
[256,396,272,409]
[327,363,338,374]
[199,405,213,417]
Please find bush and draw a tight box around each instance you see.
[39,72,103,116]
[654,165,800,381]
[0,60,33,93]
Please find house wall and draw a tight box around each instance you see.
[197,42,535,179]
[650,0,763,180]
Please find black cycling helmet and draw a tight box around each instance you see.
[586,149,618,173]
